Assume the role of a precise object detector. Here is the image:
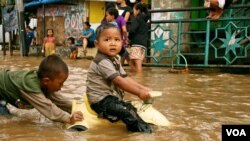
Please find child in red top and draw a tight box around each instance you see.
[43,29,56,57]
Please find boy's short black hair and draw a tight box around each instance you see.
[106,7,119,19]
[96,23,120,40]
[37,54,68,79]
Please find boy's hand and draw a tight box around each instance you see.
[68,111,83,124]
[138,88,151,100]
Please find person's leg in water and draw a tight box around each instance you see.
[91,95,152,133]
[134,59,143,73]
[129,59,136,72]
[119,47,130,66]
[82,38,88,56]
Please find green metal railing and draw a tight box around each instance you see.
[145,3,250,68]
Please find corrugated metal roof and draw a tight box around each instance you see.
[24,0,77,8]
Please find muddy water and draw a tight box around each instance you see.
[0,55,250,141]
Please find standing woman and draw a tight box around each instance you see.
[81,22,96,57]
[24,26,35,56]
[116,0,132,22]
[115,1,131,65]
[128,2,149,73]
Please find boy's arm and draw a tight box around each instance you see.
[81,30,92,39]
[20,90,72,123]
[124,11,130,22]
[121,25,129,45]
[84,32,93,39]
[125,77,150,90]
[112,76,150,100]
[46,92,72,113]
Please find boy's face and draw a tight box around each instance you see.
[133,7,139,16]
[95,27,122,57]
[106,12,114,22]
[67,39,72,45]
[42,72,68,93]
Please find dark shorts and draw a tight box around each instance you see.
[119,47,129,58]
[90,95,152,133]
[88,40,95,48]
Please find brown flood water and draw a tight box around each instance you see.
[0,55,250,141]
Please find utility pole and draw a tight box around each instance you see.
[16,0,25,57]
[1,1,6,56]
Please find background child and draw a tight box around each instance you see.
[128,2,149,73]
[81,22,96,57]
[106,7,119,27]
[102,2,130,66]
[66,37,78,59]
[204,0,233,20]
[86,23,152,133]
[43,29,56,57]
[0,54,83,125]
[24,26,35,56]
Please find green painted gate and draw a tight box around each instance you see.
[145,0,250,68]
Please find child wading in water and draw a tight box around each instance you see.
[128,2,149,73]
[86,23,152,133]
[43,29,56,57]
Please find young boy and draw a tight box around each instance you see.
[0,54,83,125]
[86,23,152,133]
[106,7,119,27]
[105,5,130,66]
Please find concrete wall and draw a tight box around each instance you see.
[36,2,86,45]
[151,0,191,53]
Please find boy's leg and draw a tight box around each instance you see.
[91,96,152,133]
[134,59,143,73]
[129,59,136,72]
[212,7,223,20]
[207,11,215,19]
[117,101,152,133]
[209,0,223,20]
[82,38,88,56]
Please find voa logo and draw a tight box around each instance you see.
[226,129,246,136]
